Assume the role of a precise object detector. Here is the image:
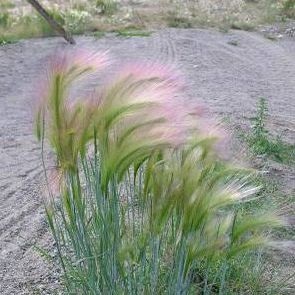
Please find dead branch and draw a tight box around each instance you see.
[26,0,76,44]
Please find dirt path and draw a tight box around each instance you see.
[0,29,294,294]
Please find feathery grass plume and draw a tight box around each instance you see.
[35,48,109,172]
[34,49,285,294]
[90,63,193,191]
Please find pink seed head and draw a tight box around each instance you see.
[114,62,184,104]
[71,48,110,71]
[47,48,110,76]
[118,62,182,85]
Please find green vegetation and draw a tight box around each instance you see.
[96,0,118,15]
[0,0,14,9]
[166,12,193,28]
[63,9,91,34]
[0,36,17,46]
[0,12,58,42]
[89,31,106,39]
[1,1,295,41]
[245,98,295,164]
[0,7,92,42]
[0,12,10,28]
[230,21,255,31]
[282,0,295,18]
[116,28,151,37]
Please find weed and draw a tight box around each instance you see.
[89,31,105,39]
[34,49,284,294]
[7,9,65,39]
[246,98,295,164]
[228,40,239,46]
[282,0,295,18]
[96,0,117,15]
[230,21,255,31]
[20,14,54,37]
[166,12,193,28]
[116,29,151,37]
[72,1,88,12]
[0,12,61,41]
[0,1,14,9]
[0,12,10,28]
[0,36,17,45]
[63,9,91,34]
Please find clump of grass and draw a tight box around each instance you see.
[34,49,284,294]
[282,0,295,18]
[0,10,64,41]
[0,0,14,9]
[116,28,151,37]
[89,30,105,39]
[166,12,193,28]
[63,9,91,34]
[0,36,17,45]
[0,12,10,27]
[0,7,90,41]
[96,0,118,15]
[246,98,295,164]
[230,21,255,31]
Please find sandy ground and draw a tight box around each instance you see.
[0,29,294,294]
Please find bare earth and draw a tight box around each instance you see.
[0,29,294,294]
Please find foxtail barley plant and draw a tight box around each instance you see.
[35,48,283,294]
